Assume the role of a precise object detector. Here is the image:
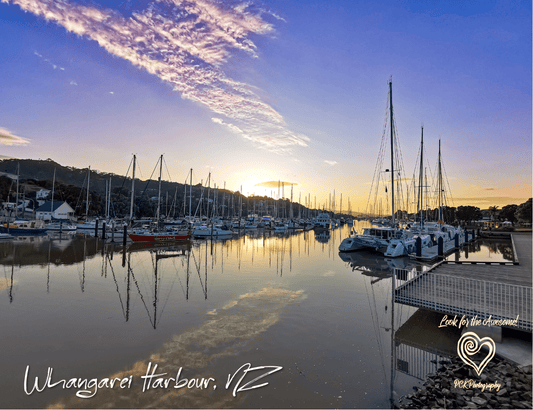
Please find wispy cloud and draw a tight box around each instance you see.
[0,128,30,145]
[324,160,337,166]
[255,180,297,188]
[34,50,65,70]
[6,0,309,152]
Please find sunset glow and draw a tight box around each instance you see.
[0,0,530,212]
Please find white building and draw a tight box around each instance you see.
[36,201,75,221]
[36,189,51,199]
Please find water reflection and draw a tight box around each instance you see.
[0,224,518,409]
[339,251,417,280]
[47,286,306,409]
[394,309,461,381]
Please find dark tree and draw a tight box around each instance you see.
[456,206,482,223]
[499,204,518,223]
[515,198,532,223]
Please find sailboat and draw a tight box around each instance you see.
[129,156,191,242]
[340,79,407,253]
[403,138,464,252]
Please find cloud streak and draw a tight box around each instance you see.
[254,180,297,188]
[0,128,30,145]
[5,0,309,152]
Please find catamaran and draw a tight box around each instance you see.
[340,79,430,256]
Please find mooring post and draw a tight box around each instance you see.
[123,223,127,247]
[416,236,422,257]
[465,230,469,243]
[102,221,106,241]
[95,219,99,238]
[455,233,459,248]
[438,237,444,257]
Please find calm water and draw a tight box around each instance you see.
[0,223,513,408]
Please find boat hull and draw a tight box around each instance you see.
[128,233,191,242]
[0,227,47,235]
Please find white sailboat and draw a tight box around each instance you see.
[340,79,426,256]
[340,80,403,252]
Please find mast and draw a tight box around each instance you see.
[86,166,90,219]
[438,139,442,222]
[389,79,395,227]
[156,154,163,225]
[108,176,112,219]
[189,168,192,222]
[130,155,136,222]
[15,163,19,218]
[290,184,293,219]
[418,127,424,228]
[51,168,56,216]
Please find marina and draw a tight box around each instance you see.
[0,224,529,408]
[0,1,530,409]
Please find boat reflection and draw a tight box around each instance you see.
[314,230,331,244]
[339,250,420,281]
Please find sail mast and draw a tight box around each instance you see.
[51,168,56,213]
[418,127,424,228]
[130,155,136,221]
[389,79,395,226]
[438,139,442,222]
[156,154,163,225]
[86,166,90,219]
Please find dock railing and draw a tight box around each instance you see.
[394,268,532,332]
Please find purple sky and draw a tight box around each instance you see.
[0,0,531,212]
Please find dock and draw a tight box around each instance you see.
[394,232,532,332]
[409,230,480,262]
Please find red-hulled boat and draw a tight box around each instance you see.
[128,230,191,242]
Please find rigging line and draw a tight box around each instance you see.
[191,248,202,292]
[195,258,207,299]
[441,161,455,207]
[118,155,134,192]
[162,156,173,183]
[364,277,388,383]
[171,257,188,299]
[74,172,88,214]
[129,263,154,328]
[155,256,178,326]
[133,159,160,218]
[366,95,390,215]
[392,113,408,212]
[107,253,126,320]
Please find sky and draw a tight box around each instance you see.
[0,0,531,214]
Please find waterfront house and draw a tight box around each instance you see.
[36,189,51,200]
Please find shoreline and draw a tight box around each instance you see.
[398,355,532,409]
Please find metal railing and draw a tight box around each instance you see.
[394,268,532,332]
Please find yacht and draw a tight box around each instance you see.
[314,212,331,230]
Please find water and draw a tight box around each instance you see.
[0,224,513,408]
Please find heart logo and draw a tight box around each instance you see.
[457,332,496,376]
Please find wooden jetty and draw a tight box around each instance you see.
[394,232,532,332]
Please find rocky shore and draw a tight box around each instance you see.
[398,356,532,409]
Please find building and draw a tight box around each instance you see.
[36,189,51,200]
[36,201,75,221]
